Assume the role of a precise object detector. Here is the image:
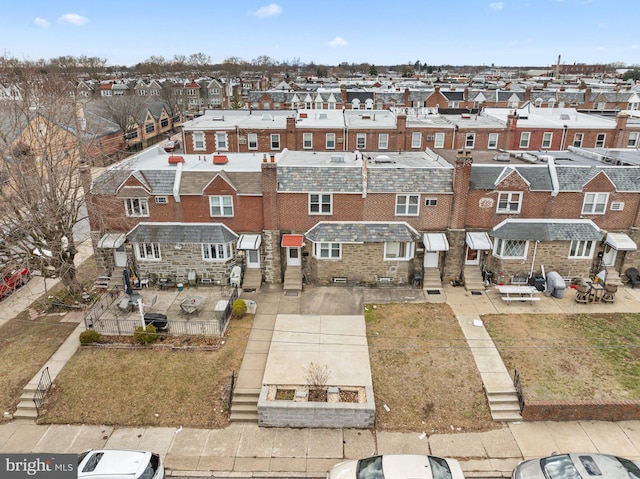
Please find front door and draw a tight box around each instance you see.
[246,249,260,269]
[287,247,301,266]
[602,244,617,267]
[465,247,480,265]
[114,247,128,268]
[424,251,439,268]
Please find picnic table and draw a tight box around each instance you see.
[496,285,541,304]
[180,295,203,315]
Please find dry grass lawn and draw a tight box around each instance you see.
[37,315,251,428]
[484,312,640,401]
[366,303,499,434]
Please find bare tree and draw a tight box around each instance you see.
[96,95,149,148]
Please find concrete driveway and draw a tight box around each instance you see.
[301,286,364,315]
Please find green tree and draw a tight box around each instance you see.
[368,64,378,77]
[623,68,640,82]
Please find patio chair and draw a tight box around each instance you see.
[626,268,640,289]
[575,284,591,304]
[602,284,618,303]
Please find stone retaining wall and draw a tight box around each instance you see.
[523,400,640,421]
[257,385,375,428]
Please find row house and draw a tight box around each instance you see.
[124,101,176,150]
[180,106,640,156]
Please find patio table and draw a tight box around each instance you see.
[180,295,203,315]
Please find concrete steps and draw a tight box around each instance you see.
[230,388,260,423]
[422,268,442,289]
[242,269,262,292]
[463,267,485,292]
[606,270,623,286]
[283,266,302,292]
[485,389,522,422]
[13,388,38,421]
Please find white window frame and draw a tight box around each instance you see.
[309,193,332,215]
[496,192,522,214]
[519,132,530,148]
[542,132,553,149]
[581,192,608,215]
[434,132,445,148]
[465,133,475,149]
[314,242,341,259]
[378,133,389,150]
[326,133,336,149]
[356,133,366,150]
[270,134,280,150]
[573,133,583,148]
[247,133,258,150]
[493,239,528,259]
[395,194,420,216]
[303,132,313,149]
[411,132,422,149]
[627,132,639,148]
[202,242,233,261]
[488,133,498,149]
[125,198,149,217]
[193,131,205,151]
[215,132,228,151]
[569,240,595,259]
[424,198,438,207]
[384,241,414,260]
[209,195,234,217]
[595,133,606,148]
[135,242,161,261]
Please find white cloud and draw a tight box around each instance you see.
[489,2,504,10]
[328,36,348,48]
[33,17,49,28]
[58,13,89,26]
[250,3,282,17]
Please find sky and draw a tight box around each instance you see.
[2,0,640,68]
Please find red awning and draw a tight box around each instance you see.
[281,234,304,247]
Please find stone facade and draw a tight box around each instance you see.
[257,385,375,428]
[444,229,466,281]
[262,230,282,284]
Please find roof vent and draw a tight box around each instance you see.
[560,114,570,120]
[319,113,328,119]
[299,113,308,118]
[330,155,345,163]
[168,155,185,164]
[211,115,224,121]
[213,155,229,164]
[261,114,274,121]
[374,155,394,163]
[460,113,471,119]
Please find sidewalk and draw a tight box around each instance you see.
[3,277,640,476]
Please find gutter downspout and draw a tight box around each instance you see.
[560,125,568,150]
[172,161,182,203]
[530,240,539,278]
[548,156,560,197]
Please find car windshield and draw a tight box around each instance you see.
[81,452,104,472]
[139,453,160,479]
[429,456,453,479]
[357,456,384,479]
[541,455,582,479]
[616,457,640,479]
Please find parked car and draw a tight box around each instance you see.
[512,453,640,479]
[328,454,465,479]
[0,267,31,300]
[77,449,164,479]
[163,140,179,152]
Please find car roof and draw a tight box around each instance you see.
[79,450,151,477]
[381,454,461,479]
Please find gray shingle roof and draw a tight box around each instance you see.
[367,168,453,193]
[555,166,640,192]
[491,220,602,241]
[470,165,553,191]
[305,222,420,243]
[127,222,238,243]
[278,166,362,192]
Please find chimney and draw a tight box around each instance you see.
[434,85,441,93]
[75,102,86,131]
[404,88,410,107]
[450,153,473,229]
[261,157,279,230]
[396,112,407,136]
[270,154,275,163]
[341,87,347,105]
[524,87,531,102]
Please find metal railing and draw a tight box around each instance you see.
[513,368,525,413]
[227,370,236,416]
[33,367,52,415]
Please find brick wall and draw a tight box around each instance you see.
[523,400,640,421]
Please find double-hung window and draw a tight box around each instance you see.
[326,133,336,149]
[411,132,422,148]
[488,133,498,149]
[270,134,280,150]
[247,133,258,150]
[136,242,161,261]
[581,193,608,214]
[384,241,413,260]
[569,240,595,258]
[595,133,606,148]
[395,194,419,216]
[573,133,583,147]
[542,132,553,149]
[519,132,530,148]
[125,198,149,217]
[303,133,313,149]
[627,132,639,148]
[497,192,522,214]
[378,133,389,149]
[356,133,366,150]
[494,239,528,259]
[202,242,233,261]
[465,133,475,149]
[209,195,234,217]
[314,242,341,259]
[193,131,205,150]
[309,193,332,214]
[215,132,228,150]
[434,132,445,148]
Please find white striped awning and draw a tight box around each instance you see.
[466,232,492,250]
[237,234,262,250]
[98,233,126,249]
[605,232,637,251]
[423,233,449,251]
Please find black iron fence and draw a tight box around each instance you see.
[33,367,52,415]
[227,370,236,415]
[513,368,524,413]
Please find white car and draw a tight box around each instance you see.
[328,454,465,479]
[77,449,164,479]
[512,453,640,479]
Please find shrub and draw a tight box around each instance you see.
[232,299,247,319]
[79,329,101,344]
[133,324,159,345]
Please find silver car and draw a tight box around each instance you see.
[77,449,164,479]
[512,453,640,479]
[328,454,465,479]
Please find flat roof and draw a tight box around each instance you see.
[483,106,617,129]
[182,109,291,130]
[277,150,361,167]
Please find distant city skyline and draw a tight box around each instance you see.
[3,0,640,68]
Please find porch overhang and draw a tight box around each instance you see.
[605,232,637,251]
[281,234,304,248]
[238,234,262,250]
[98,233,126,249]
[466,232,492,250]
[423,233,449,251]
[490,219,602,242]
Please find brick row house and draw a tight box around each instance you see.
[84,144,640,291]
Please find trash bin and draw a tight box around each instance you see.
[144,313,168,332]
[546,271,566,298]
[177,283,184,292]
[529,274,546,291]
